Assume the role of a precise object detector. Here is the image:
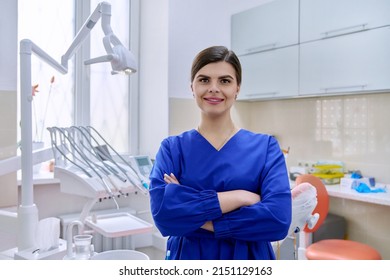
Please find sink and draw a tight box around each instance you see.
[90,249,149,260]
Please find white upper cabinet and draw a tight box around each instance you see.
[231,0,390,101]
[231,0,299,56]
[300,0,390,42]
[238,46,299,100]
[299,27,390,96]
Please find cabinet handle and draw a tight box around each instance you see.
[245,43,277,54]
[321,23,368,38]
[246,91,279,97]
[320,84,368,93]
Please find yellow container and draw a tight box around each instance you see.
[311,164,344,185]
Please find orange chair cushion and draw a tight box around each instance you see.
[306,239,382,260]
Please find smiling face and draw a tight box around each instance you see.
[191,61,240,118]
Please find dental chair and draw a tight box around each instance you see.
[296,174,382,260]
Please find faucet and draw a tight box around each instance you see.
[66,220,84,259]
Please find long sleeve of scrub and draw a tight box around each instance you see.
[149,129,292,260]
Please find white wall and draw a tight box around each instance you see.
[138,0,170,158]
[0,0,17,91]
[0,0,18,207]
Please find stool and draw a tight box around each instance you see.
[306,239,382,260]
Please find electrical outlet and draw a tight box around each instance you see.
[297,160,315,168]
[296,160,316,173]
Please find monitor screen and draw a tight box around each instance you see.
[136,157,150,167]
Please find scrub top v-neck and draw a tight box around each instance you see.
[195,127,237,152]
[149,129,292,260]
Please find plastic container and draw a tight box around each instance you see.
[311,164,344,184]
[73,234,93,260]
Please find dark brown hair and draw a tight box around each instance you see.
[191,46,242,86]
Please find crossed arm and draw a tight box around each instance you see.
[163,173,261,231]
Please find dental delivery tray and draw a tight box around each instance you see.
[85,212,153,238]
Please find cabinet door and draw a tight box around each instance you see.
[238,46,299,101]
[231,0,299,56]
[300,0,390,43]
[299,27,390,96]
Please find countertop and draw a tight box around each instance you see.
[291,180,390,206]
[325,183,390,206]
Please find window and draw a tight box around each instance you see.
[18,0,138,155]
[90,0,131,153]
[18,0,74,146]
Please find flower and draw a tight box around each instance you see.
[31,76,55,142]
[32,84,39,96]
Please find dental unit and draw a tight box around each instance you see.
[3,1,146,259]
[45,125,153,260]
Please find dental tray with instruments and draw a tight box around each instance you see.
[85,212,153,238]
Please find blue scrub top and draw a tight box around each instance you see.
[149,129,292,260]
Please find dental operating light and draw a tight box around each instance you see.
[19,1,137,251]
[84,34,137,75]
[61,1,137,74]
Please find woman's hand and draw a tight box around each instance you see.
[164,173,180,184]
[201,221,214,231]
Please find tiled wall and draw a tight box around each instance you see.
[245,92,390,184]
[169,92,390,259]
[0,90,17,207]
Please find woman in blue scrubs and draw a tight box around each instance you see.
[149,46,292,260]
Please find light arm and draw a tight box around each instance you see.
[61,1,106,70]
